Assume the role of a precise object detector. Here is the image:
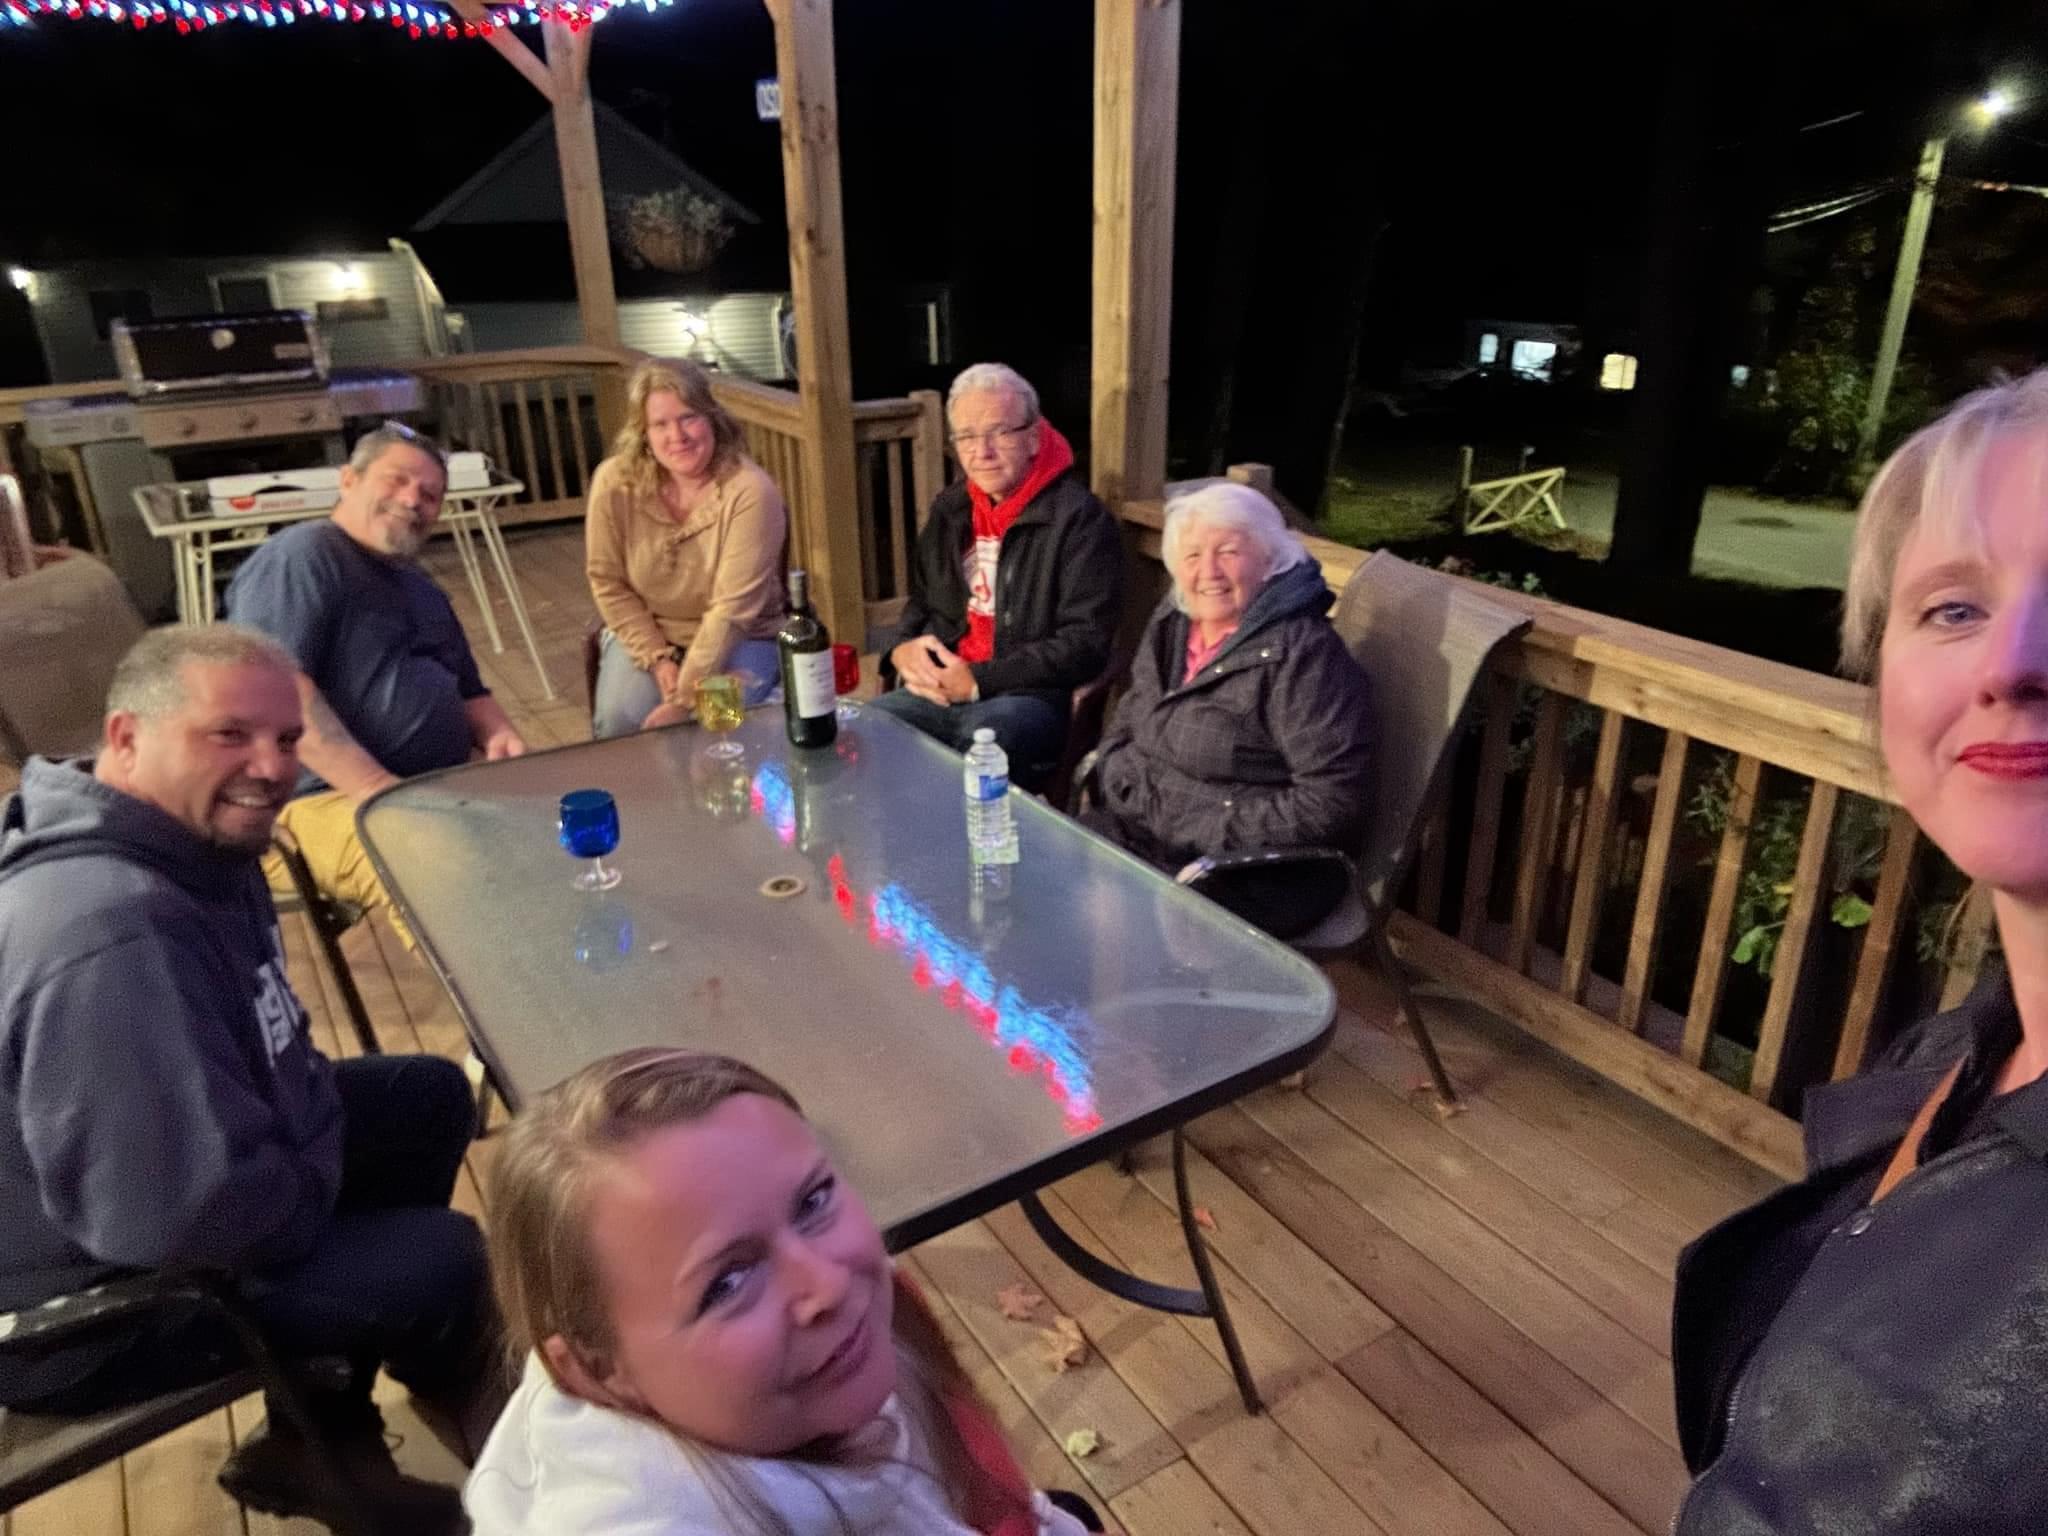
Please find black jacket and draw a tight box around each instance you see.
[1091,562,1374,869]
[880,472,1123,706]
[1672,969,2048,1534]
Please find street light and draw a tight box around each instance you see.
[1971,88,2017,128]
[1856,90,2017,469]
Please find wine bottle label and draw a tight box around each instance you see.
[789,649,836,719]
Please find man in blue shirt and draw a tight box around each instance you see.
[225,423,525,937]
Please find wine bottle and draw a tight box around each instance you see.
[778,569,838,748]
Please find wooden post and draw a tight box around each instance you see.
[544,21,626,439]
[763,0,864,645]
[1090,0,1181,510]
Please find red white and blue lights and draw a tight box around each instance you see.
[1,0,672,38]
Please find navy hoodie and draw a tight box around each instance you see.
[0,757,343,1400]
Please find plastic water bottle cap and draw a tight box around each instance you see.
[972,728,995,744]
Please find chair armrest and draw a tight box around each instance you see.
[1071,747,1104,808]
[0,1271,238,1352]
[1177,844,1357,888]
[1176,845,1362,943]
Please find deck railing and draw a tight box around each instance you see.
[411,347,621,527]
[1121,500,1984,1179]
[2,350,950,650]
[703,374,948,649]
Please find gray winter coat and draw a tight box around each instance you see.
[1092,561,1374,869]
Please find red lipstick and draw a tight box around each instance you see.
[1957,742,2048,779]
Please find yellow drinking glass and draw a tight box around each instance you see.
[694,672,746,760]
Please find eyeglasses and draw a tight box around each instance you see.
[948,420,1036,453]
[369,418,449,472]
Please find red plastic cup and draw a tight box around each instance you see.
[831,642,862,697]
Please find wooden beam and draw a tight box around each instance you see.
[543,19,624,439]
[762,0,864,645]
[1090,0,1181,509]
[448,0,555,103]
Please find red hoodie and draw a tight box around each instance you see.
[957,424,1075,664]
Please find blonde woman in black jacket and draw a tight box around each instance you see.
[1673,368,2048,1534]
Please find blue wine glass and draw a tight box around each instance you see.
[559,788,622,891]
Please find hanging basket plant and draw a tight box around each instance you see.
[606,187,736,275]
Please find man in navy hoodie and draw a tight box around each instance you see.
[0,625,489,1532]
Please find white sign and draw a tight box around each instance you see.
[755,78,782,122]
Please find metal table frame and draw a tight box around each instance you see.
[132,474,556,699]
[358,719,1338,1415]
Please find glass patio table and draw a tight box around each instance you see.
[357,706,1336,1412]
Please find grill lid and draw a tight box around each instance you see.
[112,310,332,400]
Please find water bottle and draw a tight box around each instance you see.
[964,728,1018,862]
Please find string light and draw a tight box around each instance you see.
[1,0,669,35]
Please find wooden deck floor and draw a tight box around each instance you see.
[4,525,1783,1536]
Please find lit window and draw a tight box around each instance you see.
[1477,332,1500,366]
[1598,352,1639,391]
[1510,339,1557,382]
[1730,364,1752,388]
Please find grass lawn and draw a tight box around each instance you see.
[1317,474,1455,547]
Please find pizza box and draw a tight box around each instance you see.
[205,468,343,516]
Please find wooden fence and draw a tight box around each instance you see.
[3,350,951,651]
[1121,499,1984,1179]
[705,375,948,650]
[412,348,619,527]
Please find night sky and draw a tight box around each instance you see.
[4,0,2047,413]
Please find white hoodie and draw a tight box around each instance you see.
[465,1354,1091,1536]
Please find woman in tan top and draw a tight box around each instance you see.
[587,359,788,737]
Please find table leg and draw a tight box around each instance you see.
[198,533,218,625]
[1016,1127,1263,1415]
[179,537,204,627]
[447,513,505,655]
[472,503,556,700]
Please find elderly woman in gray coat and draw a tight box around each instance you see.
[1087,482,1373,876]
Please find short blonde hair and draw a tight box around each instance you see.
[1843,368,2048,678]
[607,358,745,503]
[1161,481,1308,613]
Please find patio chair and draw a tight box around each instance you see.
[0,1272,371,1533]
[0,550,144,766]
[0,474,34,581]
[1175,552,1532,1108]
[1043,639,1136,812]
[270,831,382,1059]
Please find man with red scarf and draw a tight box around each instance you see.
[873,363,1123,789]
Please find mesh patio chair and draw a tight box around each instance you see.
[0,550,144,767]
[0,1272,369,1532]
[1175,552,1533,1109]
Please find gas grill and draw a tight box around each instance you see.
[22,309,421,619]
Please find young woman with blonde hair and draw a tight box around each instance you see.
[466,1048,1100,1535]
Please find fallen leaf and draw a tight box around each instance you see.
[1039,1314,1089,1373]
[995,1283,1046,1321]
[1062,1427,1102,1459]
[1192,1206,1218,1232]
